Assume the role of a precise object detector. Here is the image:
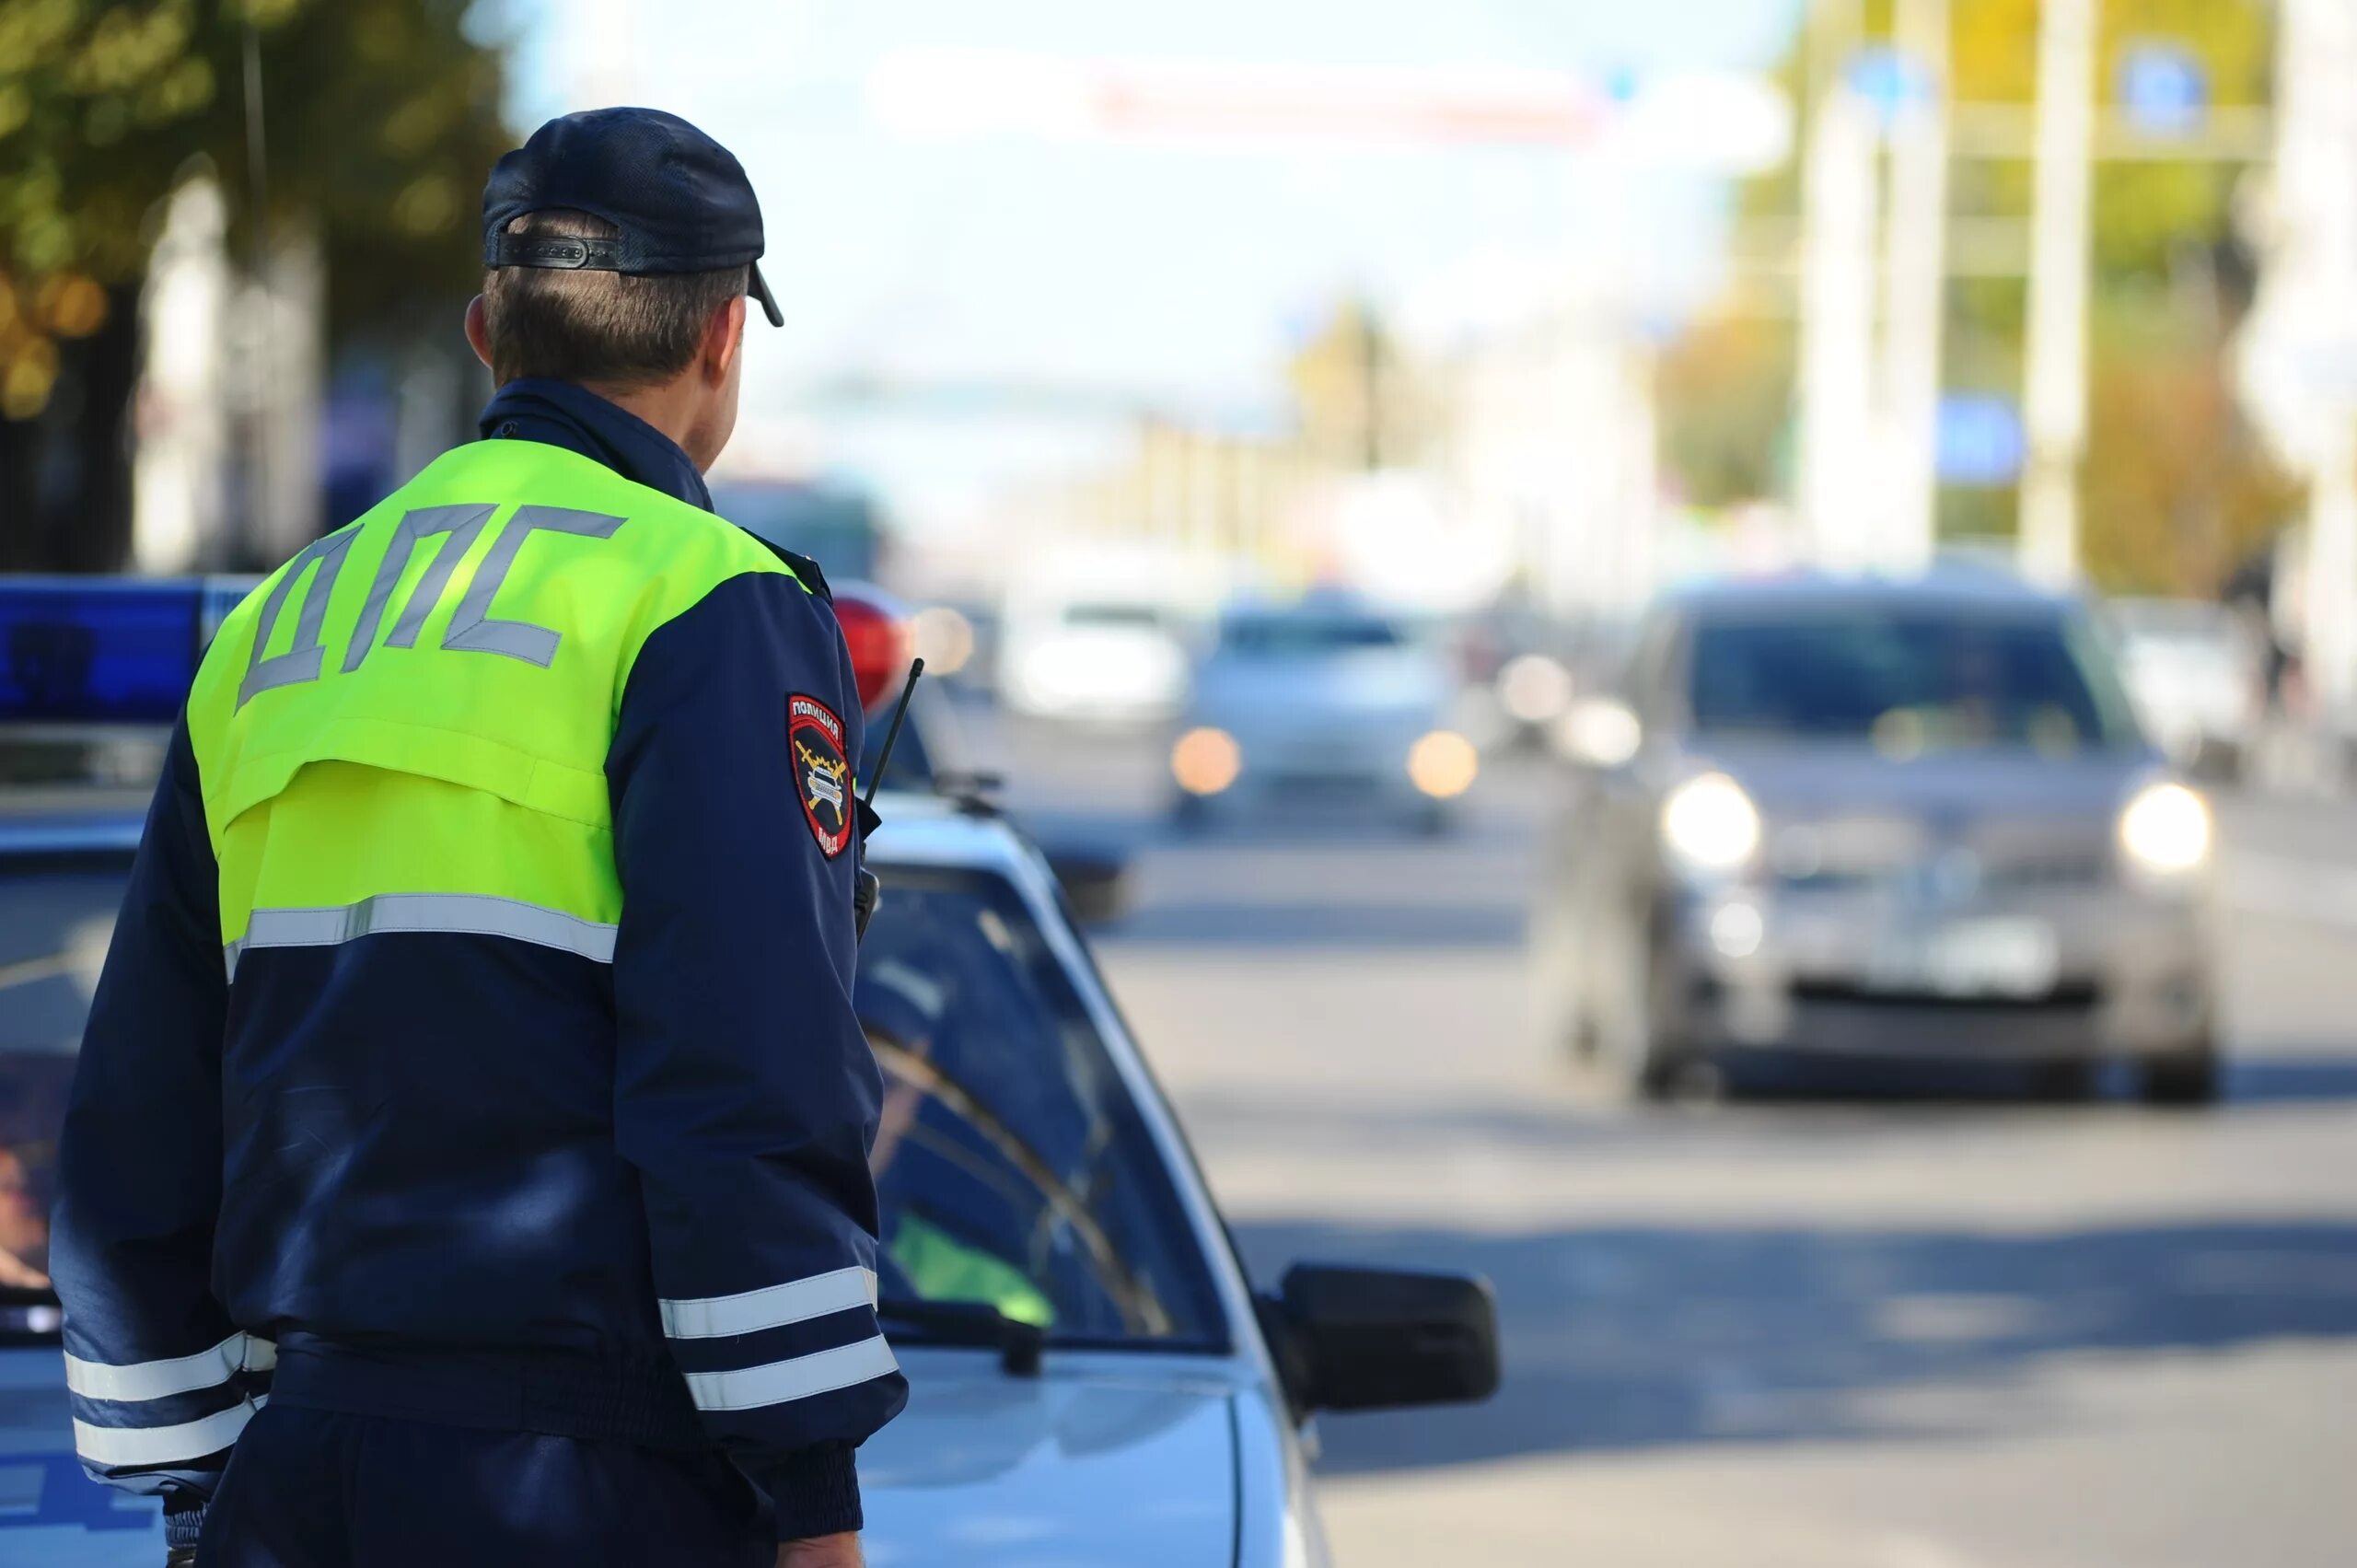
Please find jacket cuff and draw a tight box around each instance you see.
[758,1442,863,1542]
[163,1493,208,1551]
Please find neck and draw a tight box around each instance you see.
[480,377,715,512]
[589,378,707,470]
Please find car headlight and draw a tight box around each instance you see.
[2118,781,2212,875]
[1171,726,1242,796]
[1407,730,1480,799]
[1661,772,1761,874]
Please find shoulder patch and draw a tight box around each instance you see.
[789,693,853,859]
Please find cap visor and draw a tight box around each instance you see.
[749,261,784,328]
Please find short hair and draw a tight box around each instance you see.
[479,210,748,389]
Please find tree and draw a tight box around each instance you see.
[0,0,512,569]
[1285,298,1439,471]
[1657,311,1795,508]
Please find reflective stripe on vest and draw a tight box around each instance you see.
[223,893,620,979]
[183,438,801,952]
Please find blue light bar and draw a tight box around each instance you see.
[0,576,257,727]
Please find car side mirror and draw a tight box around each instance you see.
[1256,1263,1500,1419]
[1553,697,1643,769]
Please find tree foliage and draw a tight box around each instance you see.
[1286,299,1438,471]
[0,0,511,419]
[1657,311,1794,507]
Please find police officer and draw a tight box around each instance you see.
[51,109,907,1567]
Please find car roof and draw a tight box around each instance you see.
[0,790,145,856]
[861,791,1045,877]
[1660,563,2083,620]
[0,789,1034,874]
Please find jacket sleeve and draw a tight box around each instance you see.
[50,717,258,1554]
[607,569,908,1542]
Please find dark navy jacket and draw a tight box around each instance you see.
[50,381,908,1547]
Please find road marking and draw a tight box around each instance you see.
[2223,853,2357,930]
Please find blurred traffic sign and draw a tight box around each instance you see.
[1845,47,1935,127]
[1936,394,2026,487]
[2119,43,2208,137]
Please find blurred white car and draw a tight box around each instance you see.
[1170,598,1478,831]
[999,594,1191,726]
[2107,598,2265,777]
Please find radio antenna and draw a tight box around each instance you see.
[864,658,924,808]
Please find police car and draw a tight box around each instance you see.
[0,579,1499,1564]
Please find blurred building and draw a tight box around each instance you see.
[1411,259,1661,619]
[131,181,234,574]
[126,179,323,574]
[2239,0,2357,715]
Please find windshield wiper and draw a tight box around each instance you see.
[877,1296,1044,1376]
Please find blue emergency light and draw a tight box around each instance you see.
[0,576,255,726]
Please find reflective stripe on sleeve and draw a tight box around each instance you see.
[679,1336,899,1413]
[64,1332,274,1404]
[73,1397,266,1469]
[225,893,618,977]
[659,1267,878,1341]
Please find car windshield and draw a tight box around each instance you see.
[0,850,1225,1351]
[1685,607,2142,753]
[1220,612,1403,657]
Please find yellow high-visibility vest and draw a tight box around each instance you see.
[186,438,803,967]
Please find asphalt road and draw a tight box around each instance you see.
[994,712,2357,1568]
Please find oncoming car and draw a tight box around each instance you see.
[1533,570,2220,1104]
[998,592,1193,727]
[1170,598,1479,832]
[0,589,1499,1565]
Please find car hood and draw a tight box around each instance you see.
[0,1347,1242,1568]
[1688,740,2154,825]
[863,1350,1238,1565]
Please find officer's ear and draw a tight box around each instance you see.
[700,296,746,389]
[464,296,494,372]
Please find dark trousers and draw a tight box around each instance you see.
[198,1403,772,1567]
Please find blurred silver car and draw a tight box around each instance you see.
[2105,597,2266,779]
[1168,598,1479,831]
[1533,570,2220,1104]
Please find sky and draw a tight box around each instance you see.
[499,0,1805,520]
